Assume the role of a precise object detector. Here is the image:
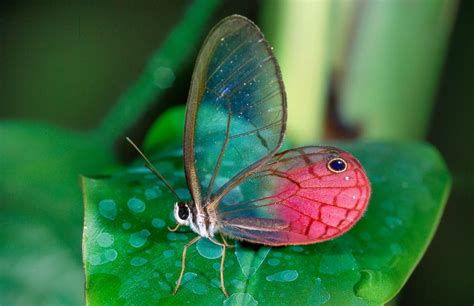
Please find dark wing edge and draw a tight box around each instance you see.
[183,17,238,207]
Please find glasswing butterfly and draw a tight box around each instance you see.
[128,14,371,298]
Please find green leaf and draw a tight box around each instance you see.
[0,122,112,304]
[143,106,185,152]
[82,142,450,305]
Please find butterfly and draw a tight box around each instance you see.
[127,14,371,298]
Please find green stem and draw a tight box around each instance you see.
[340,0,458,140]
[262,1,332,144]
[95,0,220,146]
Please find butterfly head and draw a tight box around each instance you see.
[173,201,192,226]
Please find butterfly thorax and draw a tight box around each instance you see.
[173,201,219,238]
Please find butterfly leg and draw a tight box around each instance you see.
[210,237,229,298]
[168,224,180,232]
[220,233,234,248]
[173,235,201,295]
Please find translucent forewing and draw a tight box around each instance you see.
[183,15,287,208]
[217,147,371,246]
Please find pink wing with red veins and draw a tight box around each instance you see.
[217,146,371,246]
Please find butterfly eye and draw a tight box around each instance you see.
[177,203,190,220]
[327,158,347,173]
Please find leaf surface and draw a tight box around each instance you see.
[83,141,450,305]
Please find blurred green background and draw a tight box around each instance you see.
[0,0,472,305]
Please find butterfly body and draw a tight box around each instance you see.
[173,201,219,238]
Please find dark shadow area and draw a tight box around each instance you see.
[400,0,474,304]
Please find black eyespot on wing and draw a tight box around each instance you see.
[327,158,347,173]
[178,203,189,220]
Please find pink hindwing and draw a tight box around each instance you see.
[217,147,371,246]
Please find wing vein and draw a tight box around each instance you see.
[223,56,274,98]
[204,96,233,202]
[206,28,251,83]
[229,118,282,140]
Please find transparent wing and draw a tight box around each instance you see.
[183,15,287,207]
[217,147,371,246]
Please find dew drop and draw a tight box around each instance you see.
[167,232,178,241]
[197,238,222,259]
[268,258,280,266]
[291,246,304,252]
[145,187,162,200]
[184,281,209,295]
[99,199,117,220]
[129,229,151,248]
[266,270,298,282]
[88,249,118,265]
[152,218,166,229]
[88,254,102,265]
[385,216,402,229]
[97,232,114,248]
[104,249,117,261]
[163,249,175,258]
[130,256,148,266]
[122,222,131,230]
[159,281,171,291]
[210,278,220,288]
[182,272,197,284]
[127,166,149,174]
[178,234,188,241]
[128,198,146,213]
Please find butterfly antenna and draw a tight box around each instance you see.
[126,137,182,202]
